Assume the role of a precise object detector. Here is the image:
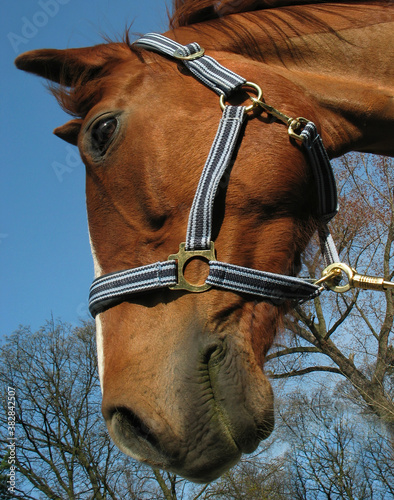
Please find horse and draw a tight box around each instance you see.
[15,0,393,483]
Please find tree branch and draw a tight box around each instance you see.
[270,366,342,379]
[266,346,322,362]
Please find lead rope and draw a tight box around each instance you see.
[89,34,390,318]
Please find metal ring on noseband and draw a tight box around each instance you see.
[168,242,216,292]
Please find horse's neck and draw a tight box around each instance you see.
[265,3,394,157]
[181,2,394,156]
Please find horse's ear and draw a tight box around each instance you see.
[54,119,83,145]
[14,45,122,85]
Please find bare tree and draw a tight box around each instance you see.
[199,447,292,499]
[278,387,394,499]
[266,153,394,433]
[0,320,167,499]
[0,319,211,499]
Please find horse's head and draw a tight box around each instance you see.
[16,36,319,482]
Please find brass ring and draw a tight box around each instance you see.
[321,263,354,293]
[219,81,263,113]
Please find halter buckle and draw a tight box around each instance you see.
[173,48,205,60]
[168,242,216,292]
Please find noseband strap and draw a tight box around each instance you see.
[88,34,339,318]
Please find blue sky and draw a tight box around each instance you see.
[1,1,170,336]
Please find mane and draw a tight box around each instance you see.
[51,0,390,119]
[169,0,387,28]
[168,0,391,71]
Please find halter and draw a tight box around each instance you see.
[88,33,340,318]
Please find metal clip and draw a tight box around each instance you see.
[251,99,292,126]
[314,267,342,288]
[168,242,215,292]
[319,262,394,293]
[288,117,309,142]
[251,98,309,142]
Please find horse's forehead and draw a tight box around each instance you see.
[80,59,157,122]
[109,53,178,90]
[84,66,164,123]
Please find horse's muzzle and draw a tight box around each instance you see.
[103,337,274,483]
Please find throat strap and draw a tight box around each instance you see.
[301,122,338,222]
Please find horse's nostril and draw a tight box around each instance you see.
[112,407,159,449]
[106,406,174,470]
[202,342,225,365]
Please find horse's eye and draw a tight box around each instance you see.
[91,116,118,155]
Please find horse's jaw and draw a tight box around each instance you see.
[99,295,276,483]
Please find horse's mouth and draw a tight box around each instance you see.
[104,339,274,483]
[108,405,242,482]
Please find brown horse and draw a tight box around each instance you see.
[15,0,393,483]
